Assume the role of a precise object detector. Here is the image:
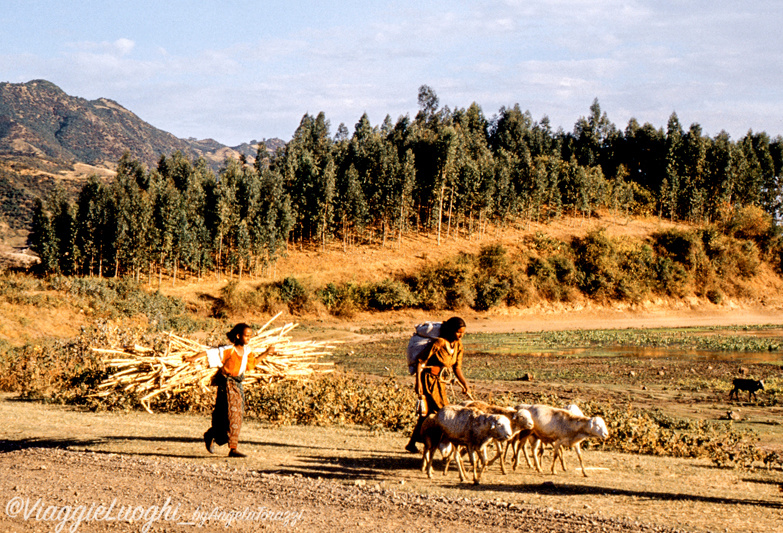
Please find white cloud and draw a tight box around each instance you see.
[3,1,783,143]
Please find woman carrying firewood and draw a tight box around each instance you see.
[185,323,274,458]
[405,316,471,453]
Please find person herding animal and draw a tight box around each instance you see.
[184,323,274,457]
[405,316,472,453]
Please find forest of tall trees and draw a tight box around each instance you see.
[27,86,783,279]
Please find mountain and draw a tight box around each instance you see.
[0,79,284,169]
[0,79,286,245]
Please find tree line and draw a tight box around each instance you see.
[28,86,783,279]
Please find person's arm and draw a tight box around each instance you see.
[183,350,206,363]
[184,346,226,368]
[454,365,470,396]
[453,343,471,396]
[252,345,275,363]
[415,359,424,397]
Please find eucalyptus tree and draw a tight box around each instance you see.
[75,176,111,276]
[571,99,616,168]
[150,171,181,285]
[661,113,684,220]
[334,164,369,249]
[28,197,58,274]
[620,119,667,193]
[680,123,709,222]
[452,103,495,237]
[737,131,775,211]
[248,163,293,273]
[49,190,78,275]
[704,131,739,218]
[280,112,336,245]
[110,154,153,279]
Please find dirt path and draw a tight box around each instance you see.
[2,395,781,533]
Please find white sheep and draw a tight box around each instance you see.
[459,400,534,475]
[509,402,584,471]
[524,403,609,477]
[420,405,513,484]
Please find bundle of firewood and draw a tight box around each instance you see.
[91,313,335,413]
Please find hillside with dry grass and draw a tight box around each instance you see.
[2,210,782,350]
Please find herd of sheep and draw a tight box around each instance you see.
[418,401,610,485]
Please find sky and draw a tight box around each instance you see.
[1,0,782,146]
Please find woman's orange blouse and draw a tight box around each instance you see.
[206,345,257,377]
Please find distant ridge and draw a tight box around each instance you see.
[0,79,284,170]
[0,79,285,243]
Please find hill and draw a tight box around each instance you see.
[0,79,285,242]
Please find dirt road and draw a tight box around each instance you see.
[2,395,781,533]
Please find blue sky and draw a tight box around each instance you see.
[2,1,782,146]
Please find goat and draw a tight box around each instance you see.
[729,378,765,402]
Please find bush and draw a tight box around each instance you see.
[721,205,772,242]
[549,254,576,285]
[473,275,510,311]
[614,243,655,302]
[216,281,279,317]
[318,282,362,317]
[477,244,508,274]
[653,256,691,297]
[652,229,704,269]
[275,277,312,314]
[706,288,724,304]
[365,279,417,311]
[573,229,620,300]
[409,255,476,310]
[245,375,417,431]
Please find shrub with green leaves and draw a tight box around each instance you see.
[365,279,417,311]
[573,229,620,300]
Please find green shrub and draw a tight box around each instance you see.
[526,255,567,301]
[473,275,510,311]
[736,241,761,278]
[614,243,655,302]
[318,282,362,317]
[216,281,280,317]
[244,376,417,430]
[573,229,619,300]
[409,255,476,310]
[652,229,704,269]
[275,277,312,314]
[721,205,772,242]
[365,279,416,311]
[706,288,723,304]
[477,243,508,274]
[653,256,691,297]
[549,254,576,285]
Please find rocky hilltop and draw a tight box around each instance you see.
[0,79,285,243]
[0,79,283,169]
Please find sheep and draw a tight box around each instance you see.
[420,405,513,484]
[509,402,584,471]
[524,403,609,477]
[458,400,534,474]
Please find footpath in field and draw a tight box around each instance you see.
[2,394,782,533]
